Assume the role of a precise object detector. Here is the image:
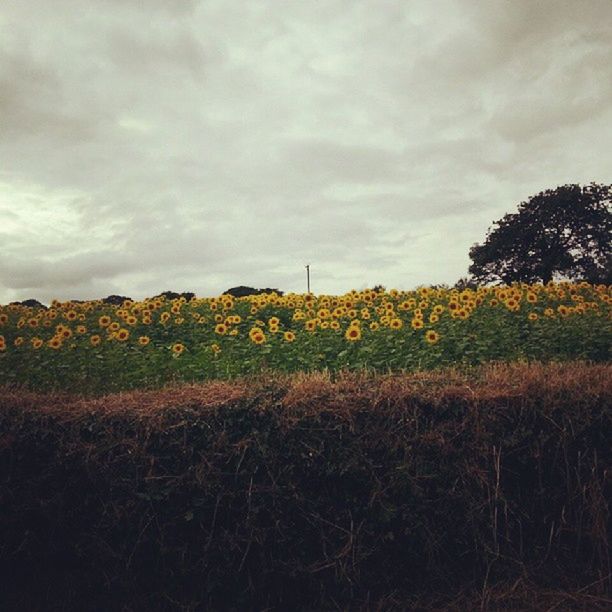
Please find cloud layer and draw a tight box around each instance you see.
[1,0,611,303]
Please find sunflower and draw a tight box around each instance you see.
[160,312,171,323]
[172,342,185,356]
[505,298,519,311]
[369,321,380,331]
[90,335,102,346]
[48,337,62,349]
[330,320,340,330]
[269,316,281,326]
[345,326,362,341]
[0,314,8,325]
[14,336,24,347]
[411,318,424,330]
[215,323,228,335]
[76,325,87,334]
[99,315,111,327]
[66,310,78,321]
[249,326,264,340]
[138,336,150,346]
[250,331,266,344]
[304,319,317,332]
[528,312,538,321]
[31,337,43,349]
[109,322,120,332]
[389,318,403,330]
[283,331,296,342]
[116,328,130,342]
[211,343,221,354]
[433,304,444,315]
[28,318,39,328]
[425,330,440,344]
[429,313,439,324]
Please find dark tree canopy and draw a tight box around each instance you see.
[469,183,612,285]
[152,291,196,302]
[102,294,133,305]
[223,286,284,298]
[10,299,47,309]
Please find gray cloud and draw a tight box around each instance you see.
[1,0,611,304]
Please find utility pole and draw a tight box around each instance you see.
[305,264,311,294]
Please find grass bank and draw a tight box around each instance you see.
[1,362,610,610]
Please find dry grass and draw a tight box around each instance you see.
[1,361,610,611]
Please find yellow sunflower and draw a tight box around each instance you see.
[425,330,440,344]
[250,331,266,344]
[345,326,362,341]
[31,337,43,349]
[215,323,228,335]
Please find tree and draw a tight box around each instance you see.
[468,183,611,285]
[103,294,132,305]
[153,291,196,302]
[453,277,477,291]
[223,286,284,298]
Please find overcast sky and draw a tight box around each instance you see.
[1,0,611,303]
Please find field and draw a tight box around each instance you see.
[1,281,610,394]
[2,282,611,609]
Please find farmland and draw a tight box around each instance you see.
[1,281,610,395]
[1,282,611,610]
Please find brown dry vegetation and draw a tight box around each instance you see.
[1,362,611,611]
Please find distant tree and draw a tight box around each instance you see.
[223,286,284,298]
[453,277,477,291]
[103,295,132,305]
[11,299,46,309]
[153,291,195,301]
[371,285,386,293]
[469,183,612,285]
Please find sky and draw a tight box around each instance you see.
[1,0,611,304]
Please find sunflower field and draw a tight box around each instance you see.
[1,282,610,394]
